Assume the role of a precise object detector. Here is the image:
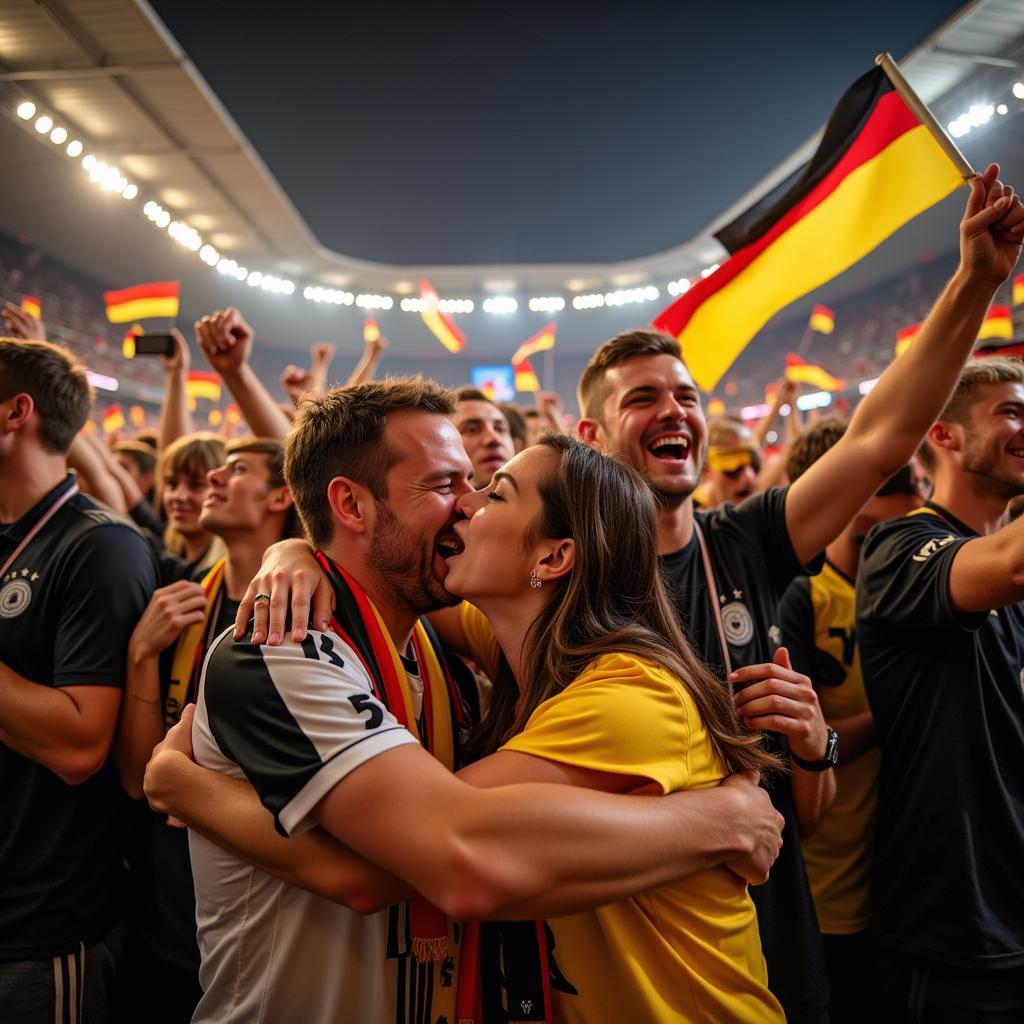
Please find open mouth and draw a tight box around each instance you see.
[647,434,691,462]
[436,533,466,561]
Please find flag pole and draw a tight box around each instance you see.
[875,53,975,180]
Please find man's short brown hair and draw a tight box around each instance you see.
[786,417,848,482]
[0,338,93,454]
[918,356,1024,471]
[285,376,455,548]
[577,330,682,422]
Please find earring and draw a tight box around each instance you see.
[529,568,542,590]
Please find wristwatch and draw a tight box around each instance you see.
[790,726,839,772]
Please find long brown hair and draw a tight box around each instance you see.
[467,433,778,776]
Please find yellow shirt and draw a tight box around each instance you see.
[782,562,879,934]
[459,603,784,1024]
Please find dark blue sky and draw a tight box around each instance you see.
[151,0,963,265]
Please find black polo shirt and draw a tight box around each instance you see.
[660,486,830,1024]
[0,474,156,960]
[857,502,1024,969]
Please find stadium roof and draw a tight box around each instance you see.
[1,0,1023,358]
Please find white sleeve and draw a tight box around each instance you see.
[198,627,418,836]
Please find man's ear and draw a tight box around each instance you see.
[577,418,604,450]
[267,485,294,514]
[0,393,34,436]
[926,420,961,457]
[535,538,575,584]
[326,476,371,536]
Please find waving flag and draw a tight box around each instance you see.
[186,371,222,403]
[121,323,143,359]
[102,405,125,433]
[511,324,556,366]
[1013,273,1024,307]
[895,322,920,357]
[513,360,540,393]
[653,60,967,391]
[978,305,1013,341]
[20,296,41,320]
[420,278,465,353]
[785,354,845,391]
[104,281,180,323]
[808,304,836,334]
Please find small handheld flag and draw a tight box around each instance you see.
[102,405,125,433]
[186,371,222,403]
[104,281,180,323]
[808,305,836,334]
[122,323,143,359]
[785,354,845,391]
[20,296,41,320]
[363,318,381,343]
[420,278,465,353]
[513,360,540,393]
[129,405,146,428]
[511,324,556,367]
[895,323,920,357]
[1013,273,1024,307]
[978,305,1013,341]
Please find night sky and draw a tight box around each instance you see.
[152,0,962,266]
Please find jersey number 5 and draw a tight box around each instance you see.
[348,693,384,730]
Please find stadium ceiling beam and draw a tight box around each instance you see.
[930,46,1019,68]
[0,63,183,81]
[30,0,283,260]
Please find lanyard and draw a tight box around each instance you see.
[0,483,79,579]
[694,521,733,677]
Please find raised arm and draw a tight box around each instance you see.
[194,307,292,439]
[66,432,128,514]
[158,329,194,451]
[345,334,388,387]
[786,165,1024,565]
[947,513,1024,613]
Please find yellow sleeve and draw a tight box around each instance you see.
[501,654,723,793]
[458,602,502,679]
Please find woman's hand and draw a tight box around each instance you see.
[129,581,207,664]
[233,538,334,644]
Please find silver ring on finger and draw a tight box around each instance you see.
[253,593,271,604]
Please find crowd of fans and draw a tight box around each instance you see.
[0,166,1023,1024]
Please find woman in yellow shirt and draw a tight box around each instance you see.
[439,432,783,1024]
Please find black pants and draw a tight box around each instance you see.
[822,930,879,1024]
[879,952,1024,1024]
[0,924,124,1024]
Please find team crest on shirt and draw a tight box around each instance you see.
[720,601,755,646]
[0,568,37,619]
[911,535,956,562]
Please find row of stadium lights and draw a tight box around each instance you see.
[13,97,720,317]
[946,81,1024,140]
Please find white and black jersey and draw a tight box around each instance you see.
[190,623,458,1023]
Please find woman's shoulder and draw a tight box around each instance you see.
[569,652,693,706]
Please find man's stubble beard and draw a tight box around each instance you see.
[366,501,459,617]
[961,434,1024,504]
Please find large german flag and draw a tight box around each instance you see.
[420,278,465,353]
[104,281,180,323]
[653,64,966,391]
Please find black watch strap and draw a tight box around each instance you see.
[791,726,839,772]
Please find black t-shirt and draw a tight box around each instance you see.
[857,502,1024,969]
[0,474,156,960]
[136,578,240,973]
[660,487,830,1023]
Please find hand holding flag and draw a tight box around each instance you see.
[2,301,45,341]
